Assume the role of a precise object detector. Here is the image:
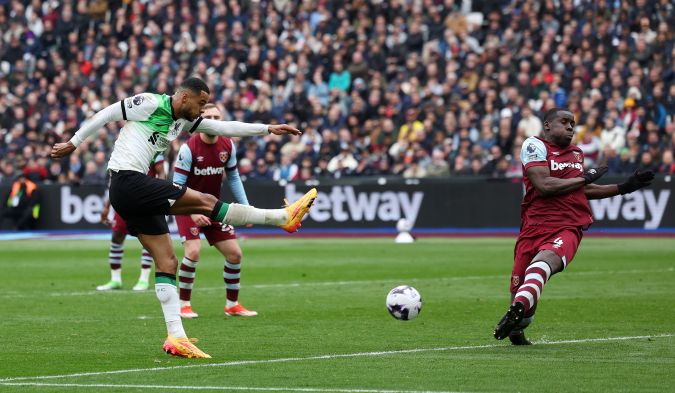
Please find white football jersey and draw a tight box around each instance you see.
[108,93,198,174]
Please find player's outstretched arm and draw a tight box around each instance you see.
[50,102,125,158]
[195,119,301,137]
[585,170,655,200]
[526,165,587,197]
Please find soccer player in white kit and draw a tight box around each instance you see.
[51,77,317,358]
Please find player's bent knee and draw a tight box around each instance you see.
[185,251,201,261]
[183,241,201,261]
[111,231,126,244]
[226,251,242,263]
[200,192,218,208]
[156,254,179,274]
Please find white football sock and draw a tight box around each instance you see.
[111,269,122,282]
[155,283,187,338]
[223,204,287,226]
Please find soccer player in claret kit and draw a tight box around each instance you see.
[51,77,317,358]
[173,104,257,318]
[493,108,654,345]
[97,153,165,291]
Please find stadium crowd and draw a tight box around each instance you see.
[0,0,673,186]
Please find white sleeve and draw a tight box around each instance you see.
[70,93,161,147]
[194,119,269,137]
[120,93,160,121]
[521,137,548,166]
[69,102,125,147]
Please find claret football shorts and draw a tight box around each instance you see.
[511,225,583,293]
[176,215,237,245]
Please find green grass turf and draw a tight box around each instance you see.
[0,237,674,393]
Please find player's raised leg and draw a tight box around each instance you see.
[97,230,126,291]
[169,187,317,233]
[214,239,257,317]
[178,238,201,318]
[138,232,210,358]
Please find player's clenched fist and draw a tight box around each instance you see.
[618,170,655,195]
[51,141,76,158]
[582,166,608,184]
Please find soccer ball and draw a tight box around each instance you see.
[386,285,422,320]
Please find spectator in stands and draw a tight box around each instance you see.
[81,161,106,185]
[517,106,543,138]
[658,150,675,175]
[0,0,671,183]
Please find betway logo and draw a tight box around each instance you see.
[194,166,224,176]
[550,160,583,171]
[285,184,424,225]
[61,186,105,224]
[590,190,670,229]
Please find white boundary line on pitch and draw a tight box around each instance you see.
[1,333,672,384]
[22,266,671,298]
[0,382,479,393]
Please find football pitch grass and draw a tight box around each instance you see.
[1,237,674,393]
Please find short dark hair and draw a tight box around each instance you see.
[179,77,210,95]
[543,107,568,123]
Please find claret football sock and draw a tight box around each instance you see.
[178,257,198,302]
[513,261,552,313]
[224,260,241,306]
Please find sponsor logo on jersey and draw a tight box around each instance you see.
[132,95,144,105]
[553,237,563,248]
[219,151,229,163]
[194,166,225,176]
[573,151,582,162]
[550,160,583,171]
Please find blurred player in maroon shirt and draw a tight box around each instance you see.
[97,154,165,291]
[173,104,257,318]
[494,108,655,345]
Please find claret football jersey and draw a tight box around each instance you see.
[520,136,593,228]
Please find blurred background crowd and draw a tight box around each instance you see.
[0,0,673,186]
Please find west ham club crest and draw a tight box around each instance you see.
[573,151,582,162]
[219,151,229,163]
